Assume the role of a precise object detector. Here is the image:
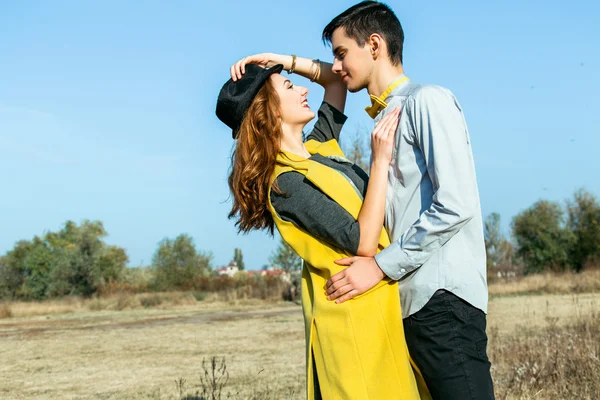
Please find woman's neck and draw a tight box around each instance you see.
[280,124,310,158]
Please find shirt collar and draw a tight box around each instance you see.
[365,74,410,119]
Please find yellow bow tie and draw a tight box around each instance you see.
[365,76,410,119]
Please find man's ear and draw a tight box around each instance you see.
[369,33,384,60]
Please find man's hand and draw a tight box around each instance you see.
[324,256,386,304]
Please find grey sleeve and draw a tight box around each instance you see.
[271,171,360,255]
[306,102,348,143]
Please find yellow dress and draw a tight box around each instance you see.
[268,139,431,400]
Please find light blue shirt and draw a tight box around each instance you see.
[373,76,488,318]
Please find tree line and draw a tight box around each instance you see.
[486,189,600,275]
[0,219,303,301]
[0,132,596,300]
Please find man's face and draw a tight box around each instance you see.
[330,27,373,93]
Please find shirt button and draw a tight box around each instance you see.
[400,269,406,273]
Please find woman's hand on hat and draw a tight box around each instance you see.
[230,53,276,81]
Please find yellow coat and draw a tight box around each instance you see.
[268,139,430,400]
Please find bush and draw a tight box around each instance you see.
[512,201,574,274]
[115,293,137,311]
[139,294,162,308]
[193,292,206,302]
[150,234,212,291]
[0,220,128,301]
[0,303,12,319]
[567,189,600,272]
[491,311,600,399]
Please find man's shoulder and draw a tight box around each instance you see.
[391,82,455,103]
[387,83,460,118]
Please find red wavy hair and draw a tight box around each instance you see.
[228,78,283,234]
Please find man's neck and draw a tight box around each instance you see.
[367,63,405,98]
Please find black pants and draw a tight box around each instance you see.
[404,290,495,400]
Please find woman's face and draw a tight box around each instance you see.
[270,73,315,128]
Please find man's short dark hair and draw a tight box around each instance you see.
[322,1,404,65]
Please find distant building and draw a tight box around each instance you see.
[216,261,239,277]
[247,268,291,283]
[216,262,291,282]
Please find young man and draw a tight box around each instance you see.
[322,2,495,399]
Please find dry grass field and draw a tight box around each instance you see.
[1,271,599,399]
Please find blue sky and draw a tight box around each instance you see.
[1,0,598,270]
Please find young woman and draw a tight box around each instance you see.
[216,53,429,400]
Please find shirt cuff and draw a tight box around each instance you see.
[374,240,415,281]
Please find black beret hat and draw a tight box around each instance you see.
[216,64,284,138]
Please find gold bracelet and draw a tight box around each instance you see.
[288,54,297,74]
[308,60,315,81]
[316,59,322,81]
[310,59,321,82]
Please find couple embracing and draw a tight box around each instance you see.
[216,2,494,399]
